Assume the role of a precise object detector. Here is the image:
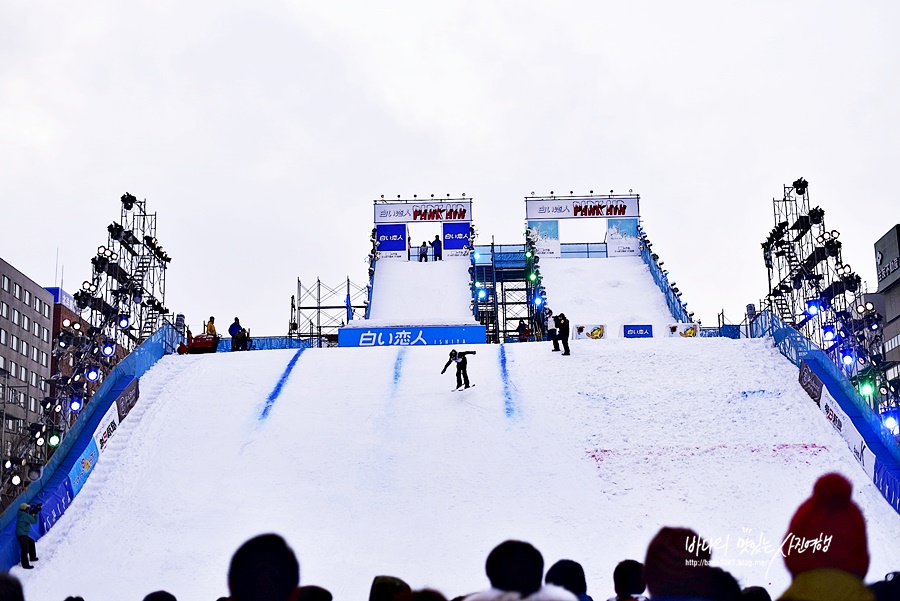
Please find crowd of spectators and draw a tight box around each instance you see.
[0,473,897,601]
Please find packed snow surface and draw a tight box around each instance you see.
[15,339,900,601]
[538,257,677,335]
[354,258,477,327]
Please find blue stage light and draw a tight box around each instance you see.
[477,290,487,300]
[101,340,116,357]
[823,325,836,341]
[117,314,130,329]
[534,297,543,307]
[885,416,899,435]
[86,366,101,382]
[841,348,856,366]
[474,253,480,260]
[70,397,84,412]
[806,300,822,316]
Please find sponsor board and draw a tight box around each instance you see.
[799,360,824,404]
[376,224,407,260]
[338,325,486,347]
[667,323,699,338]
[574,324,606,340]
[528,220,561,258]
[93,402,120,453]
[819,389,876,479]
[375,201,472,224]
[114,376,140,422]
[67,438,100,496]
[442,222,471,258]
[525,196,639,220]
[607,218,640,257]
[623,325,653,338]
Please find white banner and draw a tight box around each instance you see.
[528,220,560,258]
[607,218,641,257]
[378,250,407,261]
[375,201,473,224]
[93,402,121,453]
[525,196,639,220]
[819,389,876,479]
[573,324,607,340]
[667,323,699,337]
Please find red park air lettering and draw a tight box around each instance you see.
[412,206,468,221]
[572,202,628,217]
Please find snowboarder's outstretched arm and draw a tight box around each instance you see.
[441,358,453,374]
[459,351,477,357]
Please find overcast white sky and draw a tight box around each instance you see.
[2,1,899,335]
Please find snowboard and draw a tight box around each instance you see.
[452,385,475,392]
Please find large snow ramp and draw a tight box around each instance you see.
[366,259,476,325]
[539,256,676,335]
[15,340,900,600]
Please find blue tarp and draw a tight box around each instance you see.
[216,336,312,352]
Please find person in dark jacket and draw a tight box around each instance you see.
[419,241,429,262]
[228,533,300,601]
[606,560,647,601]
[16,502,39,569]
[517,319,530,343]
[441,349,477,390]
[229,317,249,351]
[555,313,570,355]
[431,235,443,261]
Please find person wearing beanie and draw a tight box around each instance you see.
[645,526,716,600]
[465,540,578,601]
[547,559,593,601]
[778,473,872,601]
[228,533,300,601]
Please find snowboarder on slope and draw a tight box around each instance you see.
[441,349,477,390]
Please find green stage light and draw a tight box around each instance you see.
[529,272,537,282]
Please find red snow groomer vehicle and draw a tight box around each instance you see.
[177,330,220,355]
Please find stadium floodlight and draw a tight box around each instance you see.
[10,474,21,486]
[62,318,72,328]
[117,314,131,329]
[822,325,836,341]
[474,252,480,260]
[70,396,84,412]
[534,296,544,307]
[86,365,101,382]
[477,289,487,300]
[885,416,899,435]
[805,300,822,316]
[528,272,537,282]
[101,340,116,357]
[48,431,62,448]
[26,464,42,482]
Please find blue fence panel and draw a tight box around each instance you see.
[216,337,312,352]
[0,323,184,570]
[639,245,690,323]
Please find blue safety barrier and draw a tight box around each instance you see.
[0,323,183,570]
[639,244,691,323]
[216,336,312,352]
[750,309,900,513]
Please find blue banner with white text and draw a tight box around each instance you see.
[338,325,486,347]
[67,438,100,496]
[623,325,653,338]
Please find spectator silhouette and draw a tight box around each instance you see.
[371,575,412,601]
[143,592,177,601]
[606,560,647,601]
[547,559,593,601]
[228,533,301,601]
[465,540,577,601]
[298,585,333,601]
[0,573,24,601]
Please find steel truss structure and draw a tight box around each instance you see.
[289,278,369,346]
[763,179,889,411]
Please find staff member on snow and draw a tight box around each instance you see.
[441,349,477,390]
[206,316,217,336]
[16,502,40,569]
[555,312,571,355]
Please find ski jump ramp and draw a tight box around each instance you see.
[14,340,900,600]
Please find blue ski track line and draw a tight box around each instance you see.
[498,344,518,418]
[390,347,407,396]
[260,348,306,421]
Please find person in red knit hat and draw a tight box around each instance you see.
[778,472,872,601]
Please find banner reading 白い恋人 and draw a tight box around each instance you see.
[375,224,408,260]
[442,222,471,258]
[525,196,639,220]
[375,201,472,224]
[527,220,560,258]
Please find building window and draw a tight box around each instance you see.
[19,365,25,381]
[0,301,7,318]
[21,315,29,332]
[11,335,18,351]
[32,322,39,337]
[42,304,49,318]
[29,396,36,412]
[41,327,49,343]
[0,329,6,345]
[1,275,8,291]
[13,283,20,299]
[11,309,19,326]
[40,351,48,367]
[31,347,38,362]
[20,340,27,357]
[24,290,31,306]
[34,297,41,313]
[0,356,5,370]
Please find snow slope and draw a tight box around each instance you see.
[358,259,477,326]
[538,257,676,335]
[15,339,900,601]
